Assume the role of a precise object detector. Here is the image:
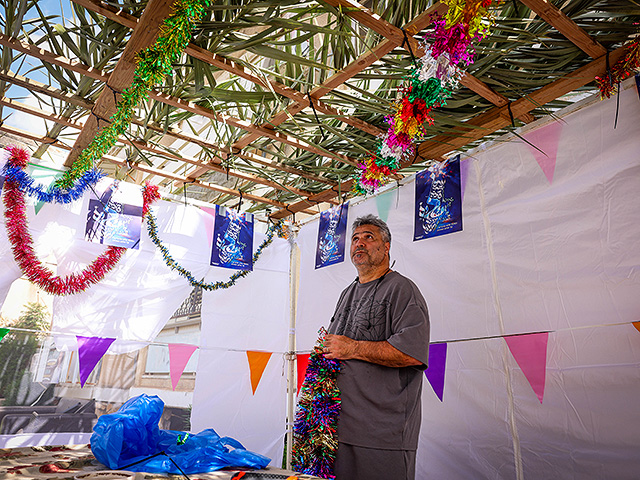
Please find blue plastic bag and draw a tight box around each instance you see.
[91,394,271,474]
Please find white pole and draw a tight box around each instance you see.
[286,225,301,470]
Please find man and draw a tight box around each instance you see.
[323,214,430,480]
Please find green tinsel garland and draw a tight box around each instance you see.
[57,0,210,190]
[146,209,286,291]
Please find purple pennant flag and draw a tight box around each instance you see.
[77,336,115,387]
[425,343,447,402]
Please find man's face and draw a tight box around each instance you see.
[350,224,390,269]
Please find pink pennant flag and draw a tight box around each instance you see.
[77,336,115,387]
[200,206,217,246]
[297,353,311,393]
[169,343,198,391]
[504,332,549,403]
[523,122,563,184]
[425,343,447,402]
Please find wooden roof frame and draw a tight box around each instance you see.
[0,0,633,218]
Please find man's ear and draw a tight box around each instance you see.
[385,242,390,255]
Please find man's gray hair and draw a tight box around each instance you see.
[352,214,391,244]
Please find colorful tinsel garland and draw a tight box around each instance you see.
[292,329,341,479]
[56,0,211,190]
[354,0,501,195]
[595,37,640,99]
[145,210,286,291]
[3,146,161,296]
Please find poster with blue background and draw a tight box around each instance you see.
[85,178,143,249]
[414,156,463,241]
[210,205,254,270]
[315,202,349,269]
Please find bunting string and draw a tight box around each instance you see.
[145,210,286,291]
[56,0,211,190]
[2,146,161,296]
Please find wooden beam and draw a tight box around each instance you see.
[0,124,73,150]
[323,0,535,123]
[0,70,94,109]
[65,0,176,167]
[518,0,607,58]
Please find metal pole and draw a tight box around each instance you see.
[286,224,300,470]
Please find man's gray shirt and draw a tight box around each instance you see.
[328,270,430,450]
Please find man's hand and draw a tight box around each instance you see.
[323,334,358,360]
[323,334,423,367]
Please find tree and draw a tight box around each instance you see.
[0,302,50,405]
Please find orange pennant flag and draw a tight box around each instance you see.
[633,322,640,334]
[246,351,273,395]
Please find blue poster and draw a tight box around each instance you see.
[210,205,254,271]
[414,156,463,241]
[85,178,143,249]
[315,202,349,269]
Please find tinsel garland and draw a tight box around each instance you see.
[595,38,640,99]
[354,1,500,195]
[2,151,104,204]
[56,0,211,190]
[145,210,286,291]
[2,146,161,296]
[292,329,341,479]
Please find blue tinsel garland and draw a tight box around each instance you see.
[2,164,104,204]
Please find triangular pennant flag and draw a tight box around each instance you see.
[29,166,61,214]
[375,190,394,222]
[169,343,198,391]
[246,351,272,395]
[425,343,447,401]
[633,322,640,334]
[77,336,115,387]
[296,353,311,393]
[504,332,549,403]
[0,328,9,342]
[523,122,563,184]
[459,159,471,203]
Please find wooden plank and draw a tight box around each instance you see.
[0,70,93,109]
[519,0,607,58]
[65,0,175,167]
[0,34,108,82]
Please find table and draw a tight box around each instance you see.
[0,445,322,480]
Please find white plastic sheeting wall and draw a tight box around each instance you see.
[295,81,640,479]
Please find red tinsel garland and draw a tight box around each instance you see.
[595,38,640,99]
[2,146,161,296]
